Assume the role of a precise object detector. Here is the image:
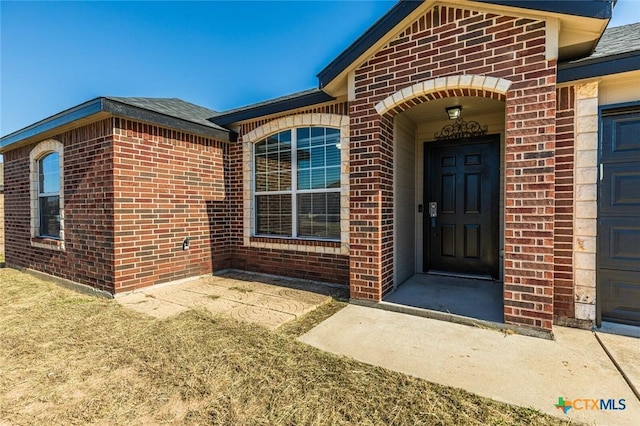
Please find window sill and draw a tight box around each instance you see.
[31,237,66,252]
[247,235,347,255]
[250,236,341,247]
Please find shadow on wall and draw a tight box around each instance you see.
[206,199,231,274]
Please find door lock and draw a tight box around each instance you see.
[429,202,437,228]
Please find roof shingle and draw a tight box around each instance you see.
[209,89,335,126]
[104,97,226,132]
[558,22,640,82]
[590,22,640,59]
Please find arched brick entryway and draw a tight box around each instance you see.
[351,72,556,332]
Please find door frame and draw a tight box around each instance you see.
[596,101,640,327]
[423,134,501,278]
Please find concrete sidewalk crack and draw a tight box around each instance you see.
[594,331,640,403]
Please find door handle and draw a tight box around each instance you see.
[429,202,437,228]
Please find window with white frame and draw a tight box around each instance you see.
[254,127,341,239]
[37,152,61,238]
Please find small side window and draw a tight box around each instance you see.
[30,140,64,249]
[38,152,61,238]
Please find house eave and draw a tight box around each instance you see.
[104,99,236,142]
[209,90,336,126]
[558,51,640,83]
[317,0,615,93]
[474,0,613,20]
[0,98,105,153]
[317,0,423,90]
[0,98,235,153]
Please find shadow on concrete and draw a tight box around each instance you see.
[383,274,504,323]
[216,270,350,302]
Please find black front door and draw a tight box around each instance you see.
[426,137,499,278]
[599,109,640,326]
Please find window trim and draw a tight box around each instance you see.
[38,152,61,238]
[30,139,65,251]
[242,113,349,255]
[253,127,341,240]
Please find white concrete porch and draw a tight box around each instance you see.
[384,273,503,323]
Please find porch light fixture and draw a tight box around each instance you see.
[446,105,462,120]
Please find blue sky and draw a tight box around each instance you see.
[0,1,395,138]
[1,0,639,142]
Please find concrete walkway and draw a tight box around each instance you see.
[117,271,345,329]
[300,305,640,425]
[117,270,639,422]
[384,274,503,323]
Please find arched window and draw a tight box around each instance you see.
[254,127,340,239]
[30,139,64,249]
[38,152,61,238]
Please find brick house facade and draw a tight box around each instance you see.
[2,0,639,334]
[2,115,230,292]
[0,166,4,259]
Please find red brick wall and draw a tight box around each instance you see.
[231,238,348,284]
[3,119,116,292]
[351,5,557,329]
[0,192,4,258]
[229,102,350,286]
[554,86,576,321]
[347,111,394,300]
[112,118,229,293]
[0,166,4,257]
[4,117,231,295]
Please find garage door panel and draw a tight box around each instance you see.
[600,220,640,272]
[599,110,640,327]
[602,112,640,162]
[600,270,640,325]
[599,164,640,216]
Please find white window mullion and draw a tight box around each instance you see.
[254,190,291,196]
[295,189,341,194]
[291,129,298,238]
[252,142,257,236]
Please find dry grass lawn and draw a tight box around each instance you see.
[0,268,570,425]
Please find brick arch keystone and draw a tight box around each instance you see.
[374,75,512,117]
[244,113,349,143]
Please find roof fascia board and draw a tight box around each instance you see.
[558,51,640,82]
[210,90,336,126]
[475,0,613,19]
[0,98,104,152]
[317,0,424,89]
